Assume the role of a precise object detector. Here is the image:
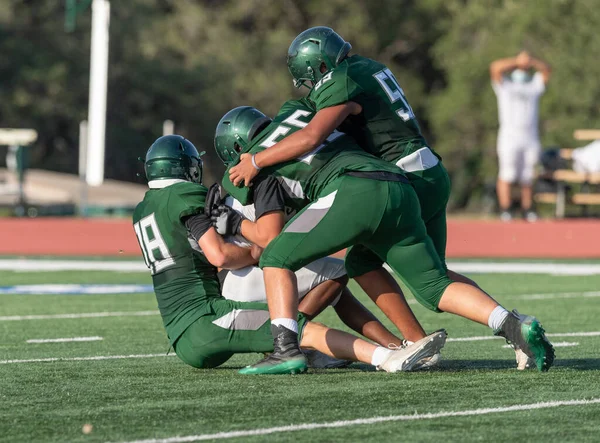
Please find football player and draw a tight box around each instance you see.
[217,99,500,376]
[213,119,434,358]
[132,134,446,374]
[214,106,442,363]
[228,27,554,372]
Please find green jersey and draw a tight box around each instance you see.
[309,54,439,163]
[222,98,404,205]
[133,180,220,345]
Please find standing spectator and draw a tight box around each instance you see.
[490,51,551,221]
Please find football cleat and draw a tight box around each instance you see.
[303,349,351,369]
[239,325,307,375]
[394,339,442,370]
[379,329,447,372]
[495,310,555,372]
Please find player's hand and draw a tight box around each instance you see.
[204,183,223,217]
[229,153,259,187]
[211,205,244,236]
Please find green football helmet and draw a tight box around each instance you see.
[214,106,272,166]
[144,134,203,184]
[287,26,352,89]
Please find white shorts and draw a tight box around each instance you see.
[221,256,346,303]
[497,130,541,185]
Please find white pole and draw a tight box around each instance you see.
[86,0,110,187]
[78,120,88,179]
[78,120,89,216]
[163,120,175,136]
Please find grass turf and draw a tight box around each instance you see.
[1,266,599,442]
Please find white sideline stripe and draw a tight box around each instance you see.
[0,353,175,365]
[0,310,159,321]
[447,261,600,276]
[384,262,600,276]
[510,291,600,300]
[2,259,600,274]
[0,259,147,272]
[113,398,600,443]
[0,284,153,295]
[503,341,578,348]
[448,331,600,342]
[27,336,103,344]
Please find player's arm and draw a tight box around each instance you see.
[240,212,284,249]
[240,176,286,248]
[528,56,551,84]
[212,176,286,248]
[490,56,520,83]
[185,213,257,269]
[229,102,361,187]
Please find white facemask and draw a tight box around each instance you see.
[511,69,533,84]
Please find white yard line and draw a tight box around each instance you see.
[503,341,578,348]
[547,331,600,337]
[0,310,159,321]
[26,336,104,344]
[448,331,600,343]
[0,353,175,365]
[112,398,600,443]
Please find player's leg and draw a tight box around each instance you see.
[298,321,447,373]
[296,256,348,319]
[497,131,518,219]
[520,136,542,221]
[332,287,403,347]
[173,298,277,369]
[374,181,554,371]
[221,255,402,347]
[253,176,394,373]
[345,252,426,343]
[215,297,448,374]
[297,275,347,320]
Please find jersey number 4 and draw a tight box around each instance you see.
[133,213,175,275]
[373,68,415,122]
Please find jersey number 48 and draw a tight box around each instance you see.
[133,213,175,275]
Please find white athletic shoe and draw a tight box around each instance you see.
[379,329,447,373]
[396,339,442,370]
[303,349,351,369]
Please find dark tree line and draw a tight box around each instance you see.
[1,0,598,209]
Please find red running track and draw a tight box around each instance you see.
[2,218,599,258]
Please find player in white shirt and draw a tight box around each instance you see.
[219,194,347,306]
[490,51,551,221]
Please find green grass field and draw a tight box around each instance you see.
[1,262,600,442]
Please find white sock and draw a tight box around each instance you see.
[371,346,393,367]
[271,318,298,334]
[487,306,510,330]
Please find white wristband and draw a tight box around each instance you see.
[251,154,262,171]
